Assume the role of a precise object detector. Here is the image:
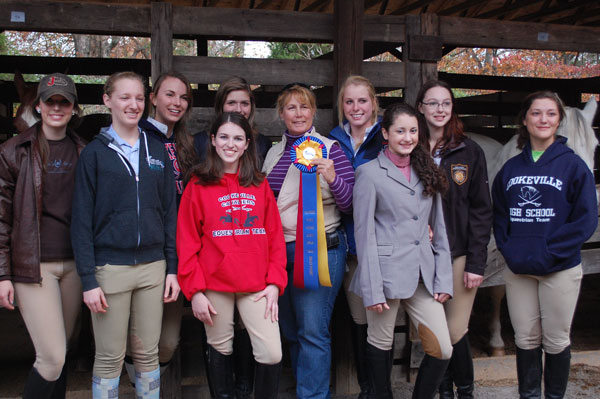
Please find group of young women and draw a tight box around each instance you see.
[0,69,595,399]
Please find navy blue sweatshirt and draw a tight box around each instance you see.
[329,121,384,255]
[492,136,597,276]
[71,128,177,291]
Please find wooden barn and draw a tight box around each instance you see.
[0,1,599,398]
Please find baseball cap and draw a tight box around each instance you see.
[37,73,78,104]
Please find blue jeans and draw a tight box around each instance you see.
[279,230,347,399]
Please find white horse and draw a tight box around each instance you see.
[468,97,598,356]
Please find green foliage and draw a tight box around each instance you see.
[268,42,332,60]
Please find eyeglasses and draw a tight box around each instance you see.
[421,100,452,109]
[280,82,311,93]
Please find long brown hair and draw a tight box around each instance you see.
[415,80,465,156]
[191,112,264,187]
[516,91,566,149]
[214,76,256,127]
[381,103,447,196]
[150,71,198,182]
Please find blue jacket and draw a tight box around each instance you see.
[71,128,177,291]
[329,121,384,255]
[492,136,597,276]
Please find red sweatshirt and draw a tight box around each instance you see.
[177,173,287,300]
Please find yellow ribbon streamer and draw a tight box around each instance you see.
[316,178,331,287]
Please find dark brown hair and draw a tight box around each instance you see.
[214,76,256,126]
[382,103,448,196]
[151,71,198,183]
[192,112,264,187]
[415,80,465,156]
[516,91,566,149]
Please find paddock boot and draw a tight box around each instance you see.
[352,322,373,398]
[23,367,56,399]
[411,354,450,399]
[516,346,542,399]
[50,363,68,399]
[253,362,281,399]
[438,368,454,399]
[451,335,474,399]
[233,329,254,399]
[208,345,235,398]
[544,346,571,399]
[366,343,393,399]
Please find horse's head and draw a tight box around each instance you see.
[13,71,39,134]
[558,98,598,172]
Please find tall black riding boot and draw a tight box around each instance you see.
[412,354,450,399]
[208,345,235,398]
[438,367,454,399]
[544,346,571,399]
[23,367,56,399]
[366,342,393,399]
[233,329,255,399]
[451,335,474,399]
[516,346,542,399]
[352,322,373,398]
[50,363,68,399]
[254,362,281,399]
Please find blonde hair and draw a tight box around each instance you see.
[104,71,145,98]
[276,84,316,116]
[336,75,379,127]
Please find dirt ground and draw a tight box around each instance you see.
[1,274,599,398]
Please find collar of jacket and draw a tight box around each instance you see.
[377,151,419,189]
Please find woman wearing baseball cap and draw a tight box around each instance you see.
[0,73,85,398]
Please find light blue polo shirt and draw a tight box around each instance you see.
[107,125,141,175]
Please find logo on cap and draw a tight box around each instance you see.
[47,76,69,87]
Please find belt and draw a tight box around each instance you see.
[325,230,340,249]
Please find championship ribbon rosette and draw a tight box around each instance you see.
[290,136,331,290]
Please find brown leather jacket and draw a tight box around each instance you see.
[0,123,85,283]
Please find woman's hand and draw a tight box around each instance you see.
[367,302,390,313]
[254,284,280,322]
[311,158,336,184]
[163,274,180,303]
[434,293,451,304]
[191,292,217,325]
[463,272,483,289]
[0,280,15,310]
[84,287,108,313]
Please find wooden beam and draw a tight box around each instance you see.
[437,0,489,16]
[420,13,439,83]
[364,15,406,43]
[440,16,600,52]
[0,55,150,76]
[515,0,598,22]
[0,1,151,35]
[476,0,544,19]
[151,2,173,84]
[173,56,405,89]
[390,0,436,16]
[302,0,330,12]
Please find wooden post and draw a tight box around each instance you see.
[333,0,364,125]
[403,13,442,106]
[151,2,173,85]
[403,14,422,107]
[331,2,364,394]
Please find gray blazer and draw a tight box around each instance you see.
[349,152,453,308]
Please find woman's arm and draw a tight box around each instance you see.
[353,166,385,308]
[317,144,355,214]
[430,192,453,298]
[464,145,493,279]
[0,148,15,286]
[71,148,100,292]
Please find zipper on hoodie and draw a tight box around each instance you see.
[107,141,141,264]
